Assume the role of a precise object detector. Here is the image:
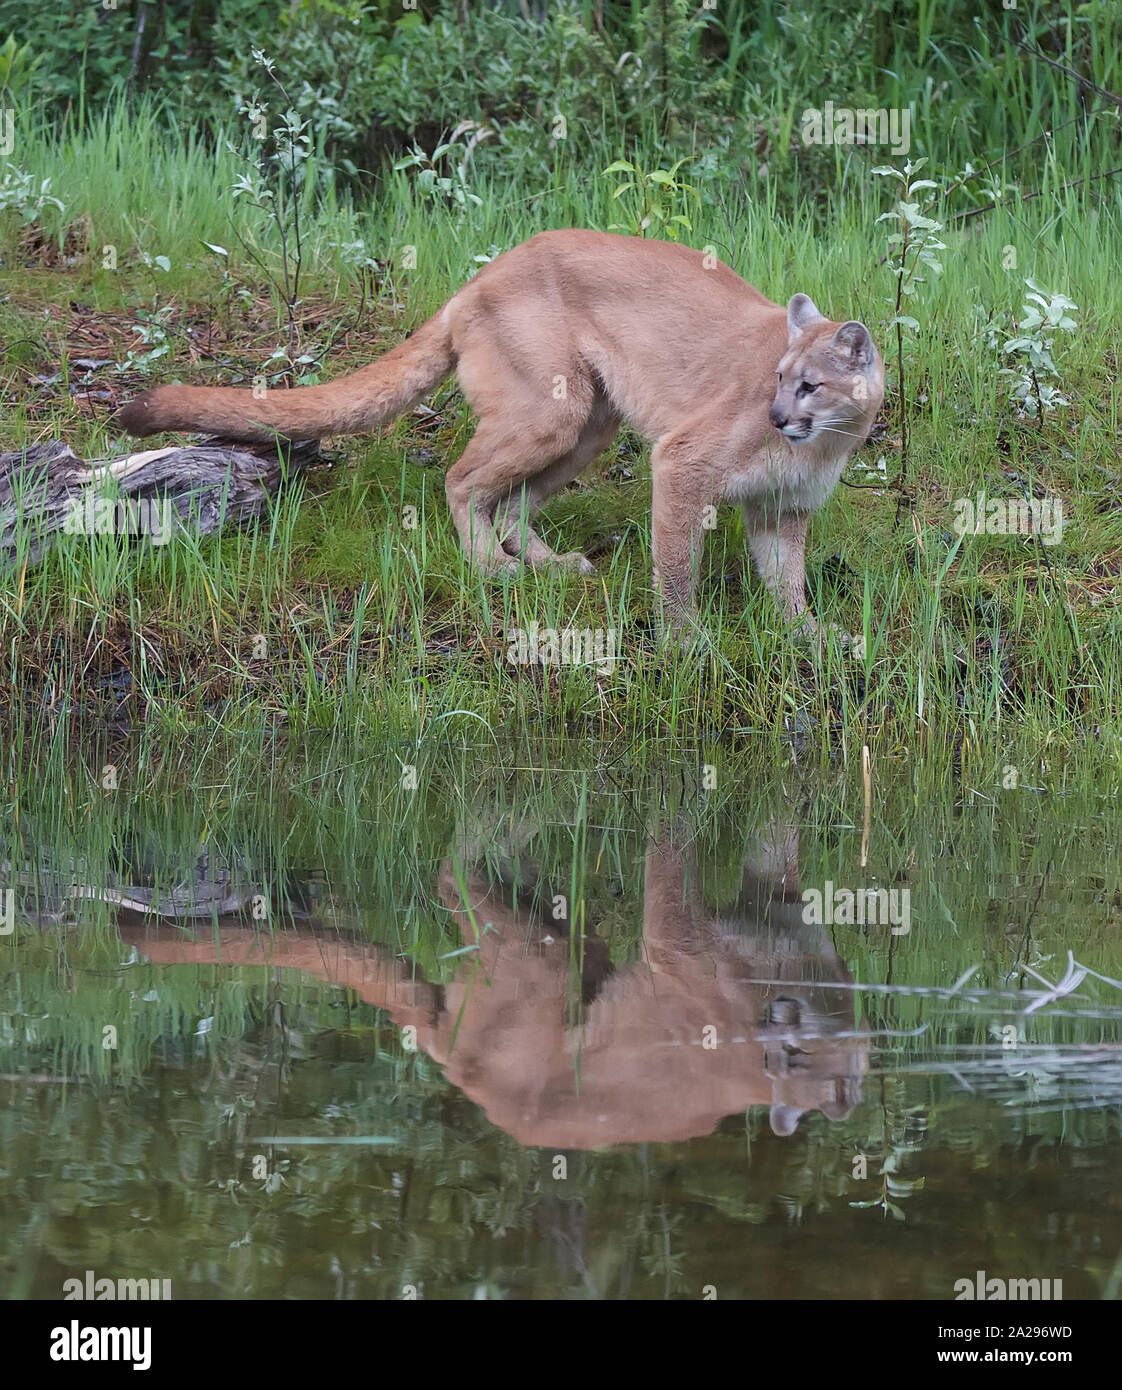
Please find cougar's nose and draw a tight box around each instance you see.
[769,405,789,430]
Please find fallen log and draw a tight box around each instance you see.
[0,437,324,567]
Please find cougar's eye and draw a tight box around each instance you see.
[796,381,820,397]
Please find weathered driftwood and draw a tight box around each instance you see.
[2,832,322,927]
[0,438,323,567]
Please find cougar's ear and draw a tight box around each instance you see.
[787,293,826,344]
[831,320,875,369]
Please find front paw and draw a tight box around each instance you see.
[792,616,865,660]
[558,551,596,576]
[657,612,703,657]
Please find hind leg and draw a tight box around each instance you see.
[493,492,583,571]
[493,398,620,574]
[444,383,597,576]
[444,421,572,575]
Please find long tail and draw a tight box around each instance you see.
[117,310,455,442]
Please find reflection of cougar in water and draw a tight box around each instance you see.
[119,823,867,1148]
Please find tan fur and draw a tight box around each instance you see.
[118,230,884,631]
[117,819,867,1147]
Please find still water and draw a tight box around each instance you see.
[2,749,1120,1299]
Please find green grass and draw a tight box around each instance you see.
[1,80,1121,755]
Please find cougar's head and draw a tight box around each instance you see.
[758,991,869,1137]
[769,294,884,448]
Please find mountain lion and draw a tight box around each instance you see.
[115,817,867,1147]
[119,230,884,634]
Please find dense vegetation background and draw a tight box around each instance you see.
[4,1,1119,205]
